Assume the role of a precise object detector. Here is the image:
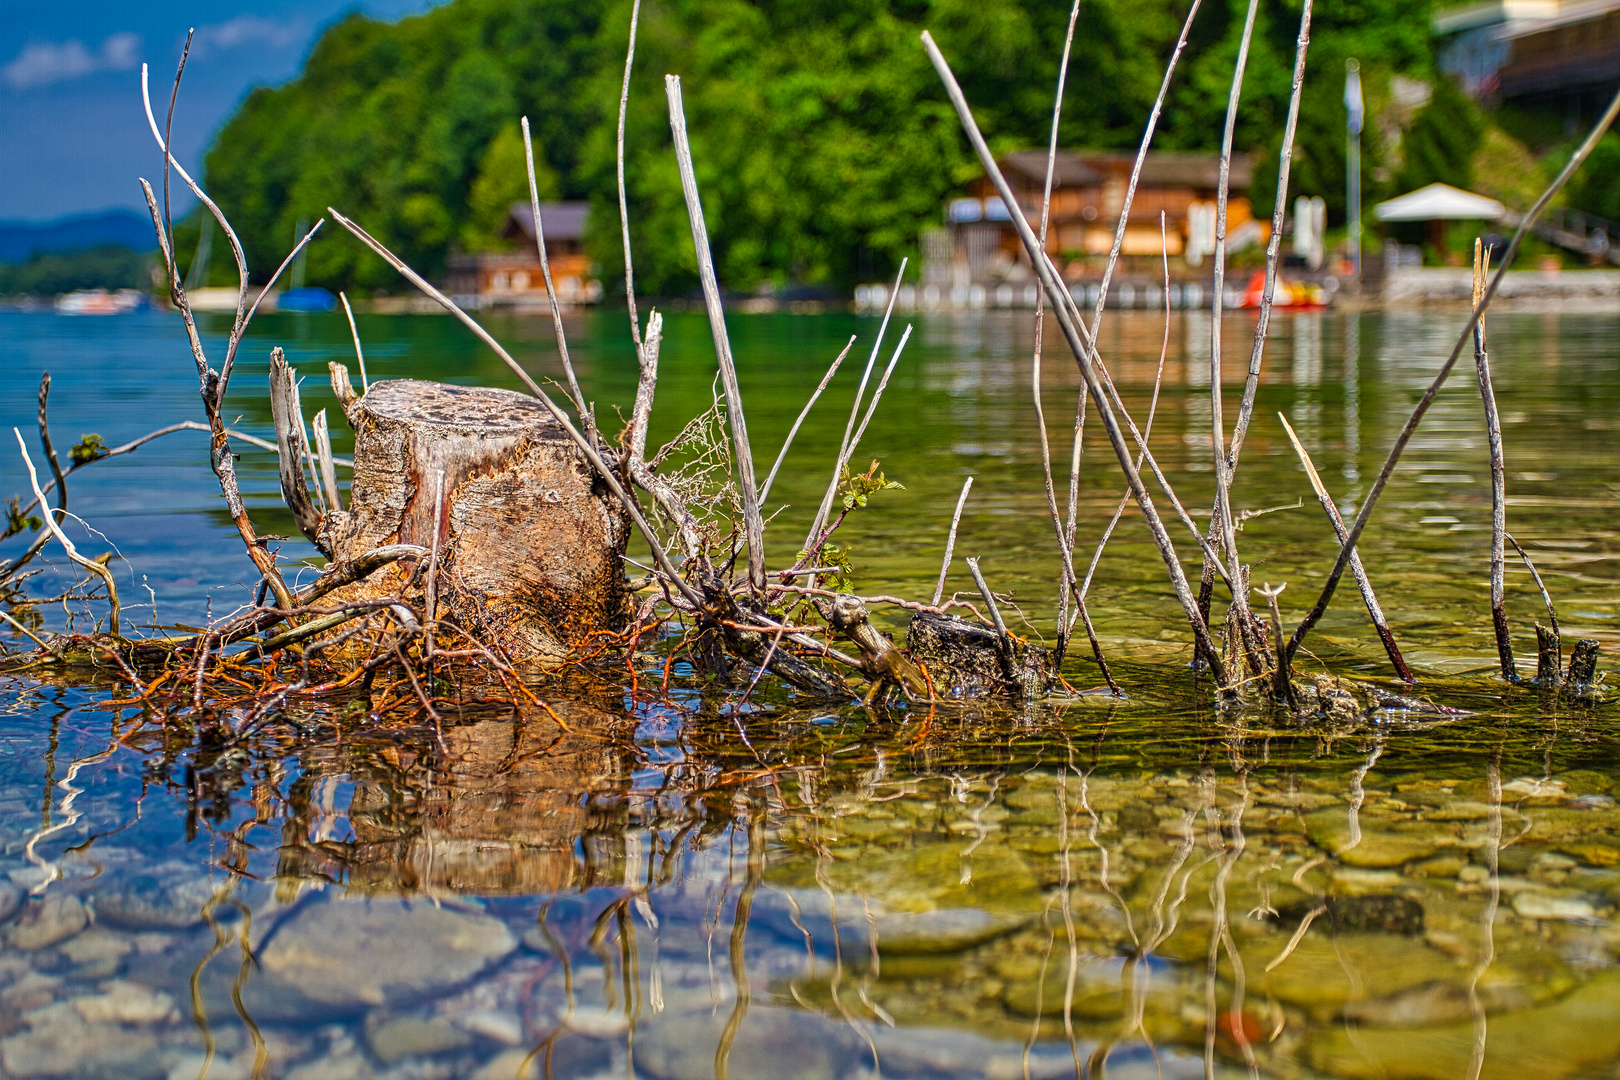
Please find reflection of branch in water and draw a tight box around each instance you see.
[188,880,239,1080]
[1343,736,1385,855]
[958,773,1001,884]
[618,901,639,1075]
[226,897,269,1080]
[1124,806,1200,1061]
[716,806,764,1080]
[1022,895,1059,1080]
[1055,767,1082,1076]
[521,902,575,1080]
[1466,748,1502,1080]
[1079,769,1137,947]
[23,733,117,892]
[1214,773,1257,1076]
[588,897,628,1014]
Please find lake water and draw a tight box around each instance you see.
[0,304,1618,1079]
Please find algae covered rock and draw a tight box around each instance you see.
[1303,808,1441,868]
[1307,971,1620,1079]
[1257,932,1464,1019]
[760,841,1042,954]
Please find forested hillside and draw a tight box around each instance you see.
[199,0,1439,294]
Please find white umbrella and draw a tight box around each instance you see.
[1375,183,1505,222]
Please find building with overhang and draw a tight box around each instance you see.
[939,150,1266,285]
[447,201,601,308]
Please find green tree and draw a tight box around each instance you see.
[1567,131,1620,220]
[197,0,1442,292]
[462,126,561,252]
[1397,75,1484,193]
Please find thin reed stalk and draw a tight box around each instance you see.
[1277,414,1413,681]
[1205,0,1263,671]
[521,116,594,439]
[1036,0,1085,662]
[665,75,767,590]
[1472,240,1514,681]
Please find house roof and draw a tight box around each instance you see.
[1375,182,1505,221]
[1076,151,1257,189]
[1000,151,1103,188]
[999,150,1256,190]
[503,201,589,243]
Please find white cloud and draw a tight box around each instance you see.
[190,16,305,57]
[2,32,141,91]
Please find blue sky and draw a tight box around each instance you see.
[1,0,442,223]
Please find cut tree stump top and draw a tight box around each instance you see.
[361,379,564,434]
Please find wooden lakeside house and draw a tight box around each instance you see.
[937,150,1266,285]
[447,201,602,308]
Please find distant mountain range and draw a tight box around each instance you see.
[0,210,156,263]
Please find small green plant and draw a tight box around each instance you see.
[70,435,109,466]
[840,459,904,512]
[2,496,43,541]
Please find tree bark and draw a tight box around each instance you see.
[320,379,631,660]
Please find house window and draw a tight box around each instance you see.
[512,270,530,290]
[491,271,509,290]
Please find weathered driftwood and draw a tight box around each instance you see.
[1535,623,1561,685]
[315,378,631,660]
[1568,639,1601,688]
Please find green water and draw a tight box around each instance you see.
[0,306,1617,1079]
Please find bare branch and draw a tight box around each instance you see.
[665,75,767,591]
[521,116,593,437]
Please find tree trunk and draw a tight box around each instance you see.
[319,379,630,660]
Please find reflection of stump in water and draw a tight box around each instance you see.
[277,700,635,894]
[320,379,631,659]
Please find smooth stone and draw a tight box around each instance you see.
[0,1000,162,1078]
[472,1049,542,1080]
[1503,777,1567,798]
[1426,801,1493,821]
[0,880,20,925]
[72,979,180,1024]
[1327,895,1425,936]
[635,1005,853,1080]
[1304,810,1440,868]
[1307,971,1620,1079]
[4,894,88,950]
[761,841,1042,954]
[456,1008,522,1045]
[56,927,134,978]
[1002,957,1179,1020]
[1512,892,1599,921]
[93,865,220,929]
[563,1004,631,1038]
[285,1051,374,1080]
[1560,841,1620,868]
[365,1015,473,1064]
[258,897,517,1007]
[1257,932,1464,1019]
[1341,982,1474,1027]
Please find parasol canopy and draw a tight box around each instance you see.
[1374,182,1505,222]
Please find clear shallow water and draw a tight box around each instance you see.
[0,306,1618,1079]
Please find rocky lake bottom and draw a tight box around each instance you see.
[4,686,1620,1080]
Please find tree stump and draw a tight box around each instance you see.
[906,611,1056,699]
[319,379,631,660]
